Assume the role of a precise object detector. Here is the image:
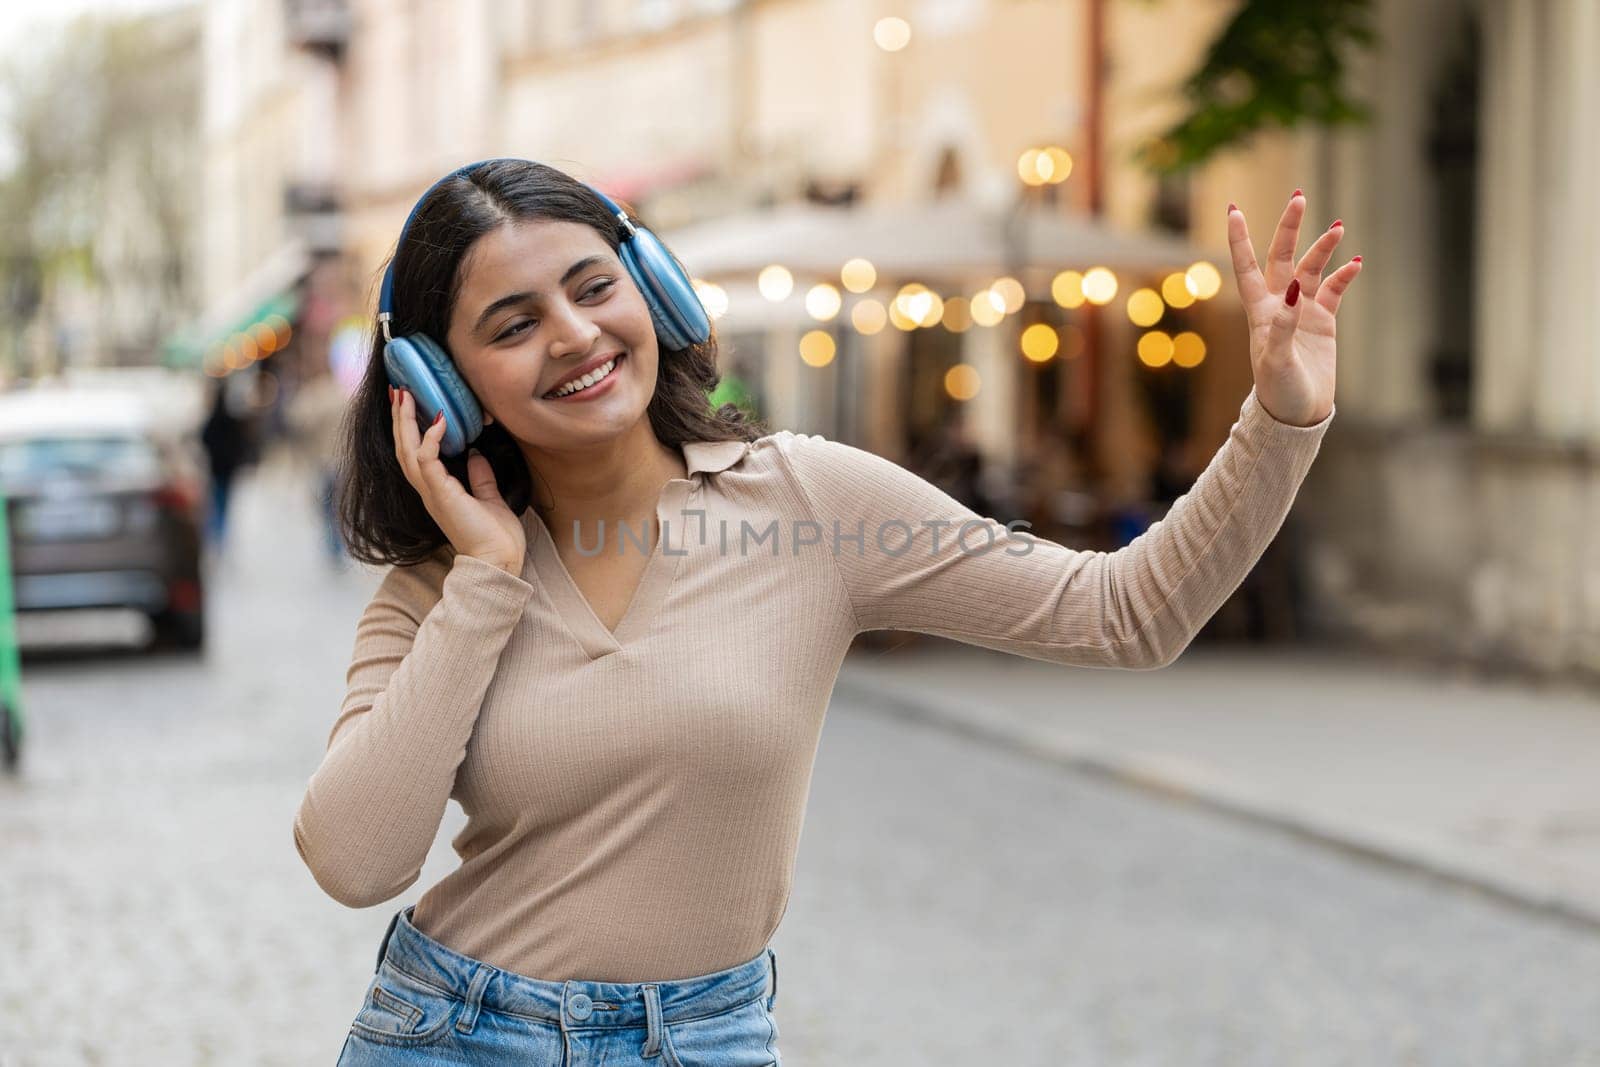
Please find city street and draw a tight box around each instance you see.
[2,449,1599,1066]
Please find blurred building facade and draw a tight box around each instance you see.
[193,0,1600,675]
[1207,0,1600,674]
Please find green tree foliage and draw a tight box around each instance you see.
[1136,0,1379,174]
[0,11,198,368]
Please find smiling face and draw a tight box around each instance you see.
[444,218,660,453]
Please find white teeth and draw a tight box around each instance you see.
[550,357,618,398]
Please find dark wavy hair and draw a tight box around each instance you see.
[335,159,768,567]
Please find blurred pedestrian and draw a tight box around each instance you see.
[199,376,252,553]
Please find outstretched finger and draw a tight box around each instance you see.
[1295,221,1344,298]
[1264,191,1306,293]
[1226,205,1270,306]
[1315,258,1363,317]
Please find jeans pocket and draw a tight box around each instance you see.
[348,963,463,1048]
[659,996,777,1067]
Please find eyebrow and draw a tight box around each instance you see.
[472,255,612,337]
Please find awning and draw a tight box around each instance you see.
[661,197,1219,286]
[164,290,300,369]
[163,241,308,368]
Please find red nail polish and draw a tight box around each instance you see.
[1286,279,1301,306]
[1352,255,1362,263]
[1292,188,1304,199]
[433,411,445,426]
[1331,218,1343,228]
[1228,201,1238,213]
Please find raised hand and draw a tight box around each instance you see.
[390,386,527,575]
[1226,190,1363,427]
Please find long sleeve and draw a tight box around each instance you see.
[773,387,1333,670]
[293,551,535,908]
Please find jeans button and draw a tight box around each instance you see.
[568,992,593,1021]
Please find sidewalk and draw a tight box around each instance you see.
[836,639,1600,927]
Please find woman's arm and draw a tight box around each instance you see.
[773,387,1330,670]
[772,190,1359,669]
[292,552,534,907]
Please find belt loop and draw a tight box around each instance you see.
[766,947,778,1010]
[640,984,665,1058]
[373,908,404,973]
[455,965,492,1035]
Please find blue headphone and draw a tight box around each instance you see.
[379,158,712,457]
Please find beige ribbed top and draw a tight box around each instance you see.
[294,387,1332,982]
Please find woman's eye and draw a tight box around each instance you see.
[494,282,609,341]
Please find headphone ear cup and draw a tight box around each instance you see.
[383,333,484,457]
[620,226,711,352]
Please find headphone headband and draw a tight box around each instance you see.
[376,158,638,342]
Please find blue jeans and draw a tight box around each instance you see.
[337,906,782,1065]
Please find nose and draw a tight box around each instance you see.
[546,299,602,360]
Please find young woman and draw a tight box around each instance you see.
[295,159,1359,1064]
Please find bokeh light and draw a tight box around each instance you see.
[944,363,981,400]
[942,296,973,333]
[1173,331,1207,367]
[1126,288,1164,327]
[252,322,279,353]
[894,284,940,328]
[1138,330,1175,367]
[758,265,794,302]
[1044,147,1073,182]
[805,283,842,321]
[692,279,729,319]
[970,289,1005,327]
[990,276,1026,314]
[1021,324,1059,362]
[851,299,887,335]
[1051,270,1086,309]
[841,258,877,293]
[1186,261,1223,300]
[874,17,911,52]
[799,330,836,367]
[889,299,920,331]
[1162,272,1197,309]
[1082,267,1118,305]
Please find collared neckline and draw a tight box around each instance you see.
[681,438,753,477]
[516,436,754,660]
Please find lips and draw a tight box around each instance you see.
[543,351,625,399]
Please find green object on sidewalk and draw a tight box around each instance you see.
[0,485,24,771]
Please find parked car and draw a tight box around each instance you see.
[0,386,206,652]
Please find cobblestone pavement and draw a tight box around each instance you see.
[2,450,1599,1066]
